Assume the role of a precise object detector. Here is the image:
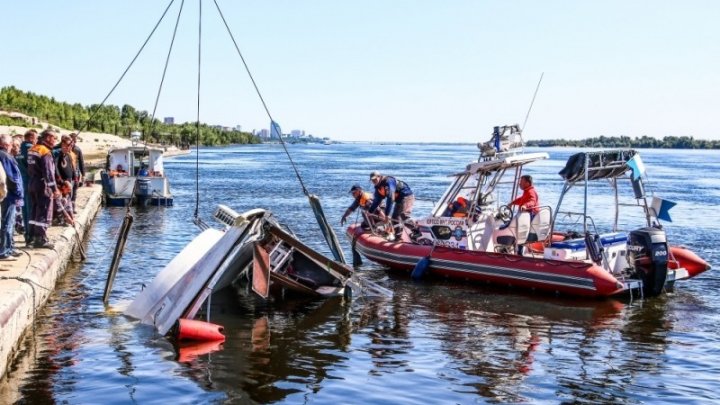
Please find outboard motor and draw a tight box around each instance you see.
[627,227,668,296]
[137,178,152,197]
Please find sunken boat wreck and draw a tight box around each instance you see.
[124,205,383,339]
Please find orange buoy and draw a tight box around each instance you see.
[175,318,226,342]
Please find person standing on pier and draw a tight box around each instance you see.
[54,136,76,226]
[0,134,24,259]
[27,130,60,249]
[16,129,37,246]
[69,133,84,213]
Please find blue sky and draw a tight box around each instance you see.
[1,1,718,142]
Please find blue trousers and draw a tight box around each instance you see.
[0,200,17,256]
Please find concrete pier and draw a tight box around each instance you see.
[0,184,102,379]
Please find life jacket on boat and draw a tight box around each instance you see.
[442,196,468,217]
[451,197,468,217]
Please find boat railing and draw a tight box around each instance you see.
[550,212,624,275]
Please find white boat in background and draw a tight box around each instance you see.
[100,146,174,206]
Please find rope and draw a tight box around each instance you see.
[128,0,186,211]
[211,0,309,196]
[0,276,51,341]
[74,0,177,139]
[194,0,203,219]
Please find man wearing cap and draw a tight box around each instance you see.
[367,171,414,237]
[27,129,60,249]
[340,184,379,227]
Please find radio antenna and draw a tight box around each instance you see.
[521,72,544,131]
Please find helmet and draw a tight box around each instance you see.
[369,170,381,180]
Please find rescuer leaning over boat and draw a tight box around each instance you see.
[367,171,414,239]
[340,184,383,229]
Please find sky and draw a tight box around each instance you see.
[1,0,719,142]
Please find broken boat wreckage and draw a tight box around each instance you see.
[124,205,390,340]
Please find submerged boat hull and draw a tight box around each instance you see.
[349,225,674,298]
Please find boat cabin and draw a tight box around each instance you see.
[101,146,173,206]
[107,146,165,177]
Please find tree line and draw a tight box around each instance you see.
[526,135,720,149]
[0,86,261,146]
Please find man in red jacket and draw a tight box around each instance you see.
[510,175,539,216]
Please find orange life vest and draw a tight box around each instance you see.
[452,197,468,217]
[358,191,372,208]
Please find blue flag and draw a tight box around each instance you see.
[627,154,646,180]
[651,196,676,222]
[270,120,282,140]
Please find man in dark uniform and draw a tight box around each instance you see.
[27,130,60,249]
[16,129,37,245]
[367,171,415,239]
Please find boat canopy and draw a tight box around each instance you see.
[108,146,165,176]
[452,152,549,177]
[559,149,637,182]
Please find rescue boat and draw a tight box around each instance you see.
[348,125,711,298]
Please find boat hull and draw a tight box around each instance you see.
[104,195,174,207]
[349,225,630,298]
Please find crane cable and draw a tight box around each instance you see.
[74,0,177,140]
[212,0,309,196]
[128,0,186,212]
[193,0,203,220]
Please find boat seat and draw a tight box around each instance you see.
[493,212,531,253]
[529,207,552,242]
[513,211,532,245]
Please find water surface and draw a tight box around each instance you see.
[2,144,718,404]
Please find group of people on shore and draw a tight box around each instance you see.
[340,171,540,243]
[0,129,85,260]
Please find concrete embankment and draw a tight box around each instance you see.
[0,184,102,379]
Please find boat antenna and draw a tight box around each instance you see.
[521,72,544,132]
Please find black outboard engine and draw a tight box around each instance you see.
[627,227,668,296]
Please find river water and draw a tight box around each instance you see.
[2,144,718,404]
